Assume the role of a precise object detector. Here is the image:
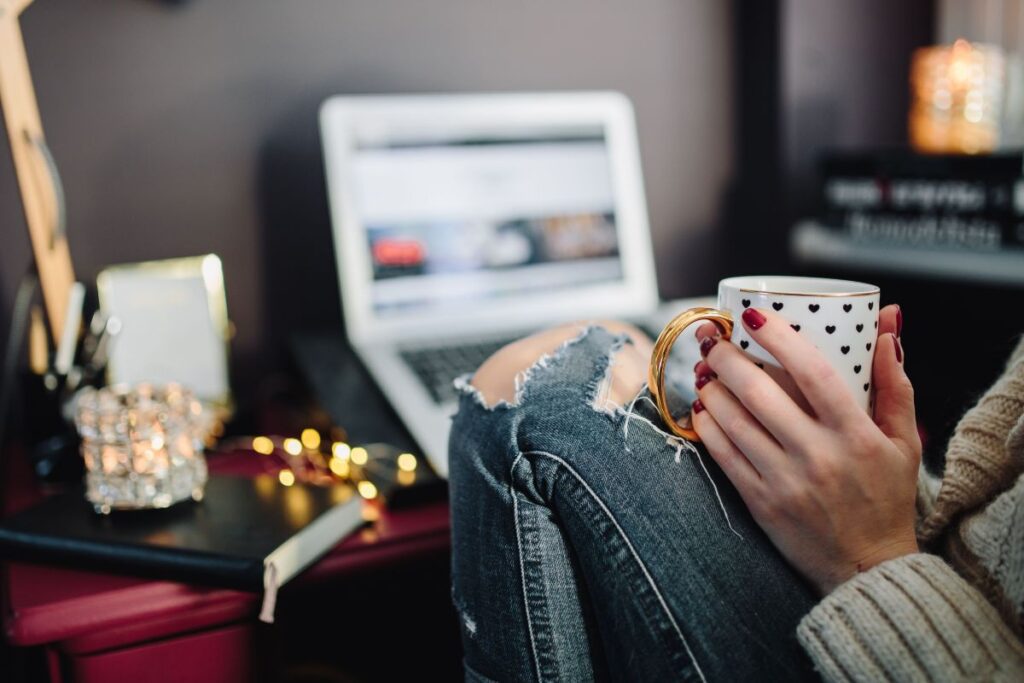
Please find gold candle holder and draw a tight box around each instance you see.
[909,39,1006,155]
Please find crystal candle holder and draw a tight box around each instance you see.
[74,383,209,514]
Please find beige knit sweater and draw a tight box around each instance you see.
[797,336,1024,681]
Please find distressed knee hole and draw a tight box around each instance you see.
[591,338,651,414]
[456,321,652,410]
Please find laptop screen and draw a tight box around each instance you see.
[349,127,623,317]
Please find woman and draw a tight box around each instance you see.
[448,304,1024,681]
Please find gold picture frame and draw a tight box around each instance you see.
[97,254,232,409]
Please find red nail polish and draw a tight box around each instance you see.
[694,361,702,374]
[742,308,766,330]
[896,306,903,338]
[696,372,713,389]
[699,336,718,358]
[894,335,903,363]
[692,399,705,414]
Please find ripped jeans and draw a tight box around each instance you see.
[449,326,819,682]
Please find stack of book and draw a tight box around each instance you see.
[818,151,1024,252]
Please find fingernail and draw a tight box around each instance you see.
[693,361,702,374]
[696,372,714,389]
[896,306,903,338]
[692,399,705,414]
[699,336,718,357]
[742,308,766,330]
[894,335,903,363]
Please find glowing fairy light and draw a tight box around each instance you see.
[350,447,368,465]
[252,436,274,455]
[397,452,417,472]
[300,428,321,450]
[278,470,296,486]
[329,457,350,477]
[283,438,302,456]
[357,480,378,499]
[332,442,351,460]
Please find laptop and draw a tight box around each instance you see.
[319,92,707,477]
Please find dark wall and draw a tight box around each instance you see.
[723,0,935,277]
[781,0,936,217]
[0,0,733,380]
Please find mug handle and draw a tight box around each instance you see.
[648,307,734,441]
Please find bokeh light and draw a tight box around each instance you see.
[300,428,321,450]
[252,436,274,455]
[357,480,378,499]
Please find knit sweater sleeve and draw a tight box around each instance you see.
[797,554,1024,682]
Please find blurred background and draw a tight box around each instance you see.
[0,0,733,374]
[5,0,1018,450]
[0,0,929,366]
[1,1,1023,680]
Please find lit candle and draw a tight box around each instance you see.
[909,39,1005,154]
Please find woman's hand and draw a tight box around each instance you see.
[692,304,922,594]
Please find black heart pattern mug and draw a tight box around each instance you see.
[649,276,881,440]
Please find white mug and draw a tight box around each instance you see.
[649,275,881,440]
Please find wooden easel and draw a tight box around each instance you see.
[0,0,75,345]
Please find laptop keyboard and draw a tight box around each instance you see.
[400,337,520,404]
[398,322,663,404]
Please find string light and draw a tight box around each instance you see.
[300,428,321,450]
[252,436,274,455]
[241,431,418,512]
[329,457,350,477]
[357,480,378,499]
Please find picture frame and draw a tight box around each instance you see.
[97,254,232,408]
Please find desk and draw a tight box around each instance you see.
[2,331,462,680]
[3,447,452,681]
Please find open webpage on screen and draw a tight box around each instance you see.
[350,136,624,316]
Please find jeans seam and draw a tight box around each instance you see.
[518,449,708,683]
[511,452,545,682]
